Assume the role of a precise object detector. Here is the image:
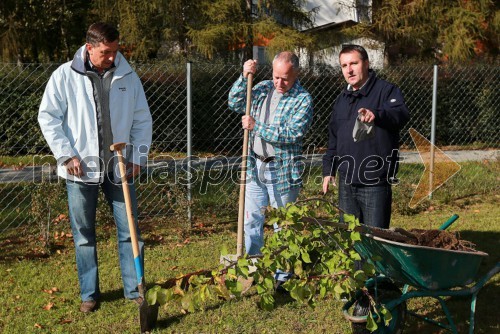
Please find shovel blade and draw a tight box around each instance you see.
[139,297,159,334]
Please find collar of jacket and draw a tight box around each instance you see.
[70,45,132,79]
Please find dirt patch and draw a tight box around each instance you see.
[390,227,477,252]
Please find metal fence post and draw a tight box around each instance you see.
[429,64,438,199]
[187,62,193,228]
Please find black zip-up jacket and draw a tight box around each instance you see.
[322,70,410,185]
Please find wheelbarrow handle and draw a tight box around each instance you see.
[438,214,459,231]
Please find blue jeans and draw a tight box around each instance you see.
[338,174,392,229]
[245,159,300,281]
[66,173,143,302]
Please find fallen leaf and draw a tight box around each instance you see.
[34,323,43,329]
[59,319,72,324]
[43,302,54,310]
[170,266,178,270]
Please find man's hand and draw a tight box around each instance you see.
[126,163,141,179]
[242,115,256,130]
[322,176,336,194]
[358,108,375,123]
[243,59,257,78]
[65,157,83,176]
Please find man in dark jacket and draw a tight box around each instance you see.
[322,45,409,228]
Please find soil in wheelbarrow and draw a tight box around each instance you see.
[387,227,477,252]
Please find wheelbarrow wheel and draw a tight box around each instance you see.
[352,280,407,334]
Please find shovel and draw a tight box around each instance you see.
[221,73,253,267]
[110,142,158,334]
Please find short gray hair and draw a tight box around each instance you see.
[273,51,300,70]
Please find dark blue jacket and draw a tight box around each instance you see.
[322,70,410,185]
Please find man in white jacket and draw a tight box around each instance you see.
[38,22,152,313]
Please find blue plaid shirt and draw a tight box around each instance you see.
[228,74,313,192]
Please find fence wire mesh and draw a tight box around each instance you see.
[0,62,498,233]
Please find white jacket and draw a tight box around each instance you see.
[38,45,153,182]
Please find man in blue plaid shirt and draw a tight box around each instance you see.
[228,52,313,274]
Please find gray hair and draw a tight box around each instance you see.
[273,51,300,70]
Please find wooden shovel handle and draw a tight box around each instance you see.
[237,73,253,257]
[110,143,141,261]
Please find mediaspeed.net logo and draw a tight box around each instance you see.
[31,129,461,209]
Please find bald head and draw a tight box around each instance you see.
[272,51,299,93]
[273,51,300,70]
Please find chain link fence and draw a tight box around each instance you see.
[1,62,498,233]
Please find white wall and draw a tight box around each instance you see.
[299,1,383,68]
[303,0,357,29]
[300,37,385,69]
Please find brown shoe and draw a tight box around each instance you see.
[80,300,98,313]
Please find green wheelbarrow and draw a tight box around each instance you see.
[343,215,500,334]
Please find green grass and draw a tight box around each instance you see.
[1,195,499,334]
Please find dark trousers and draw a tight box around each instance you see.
[338,175,392,229]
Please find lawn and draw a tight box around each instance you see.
[0,193,498,334]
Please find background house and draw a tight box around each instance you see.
[250,0,385,68]
[301,0,385,68]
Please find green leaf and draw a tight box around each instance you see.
[353,270,367,282]
[181,294,193,312]
[366,310,379,332]
[350,231,361,242]
[220,244,228,256]
[259,293,275,311]
[256,283,267,295]
[333,284,344,295]
[289,243,300,254]
[349,249,362,261]
[267,216,279,226]
[290,285,305,301]
[380,306,393,326]
[263,277,274,290]
[319,284,327,298]
[281,250,292,260]
[145,288,158,305]
[294,260,303,276]
[237,258,249,276]
[301,250,312,263]
[344,214,357,228]
[214,284,231,300]
[157,288,171,305]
